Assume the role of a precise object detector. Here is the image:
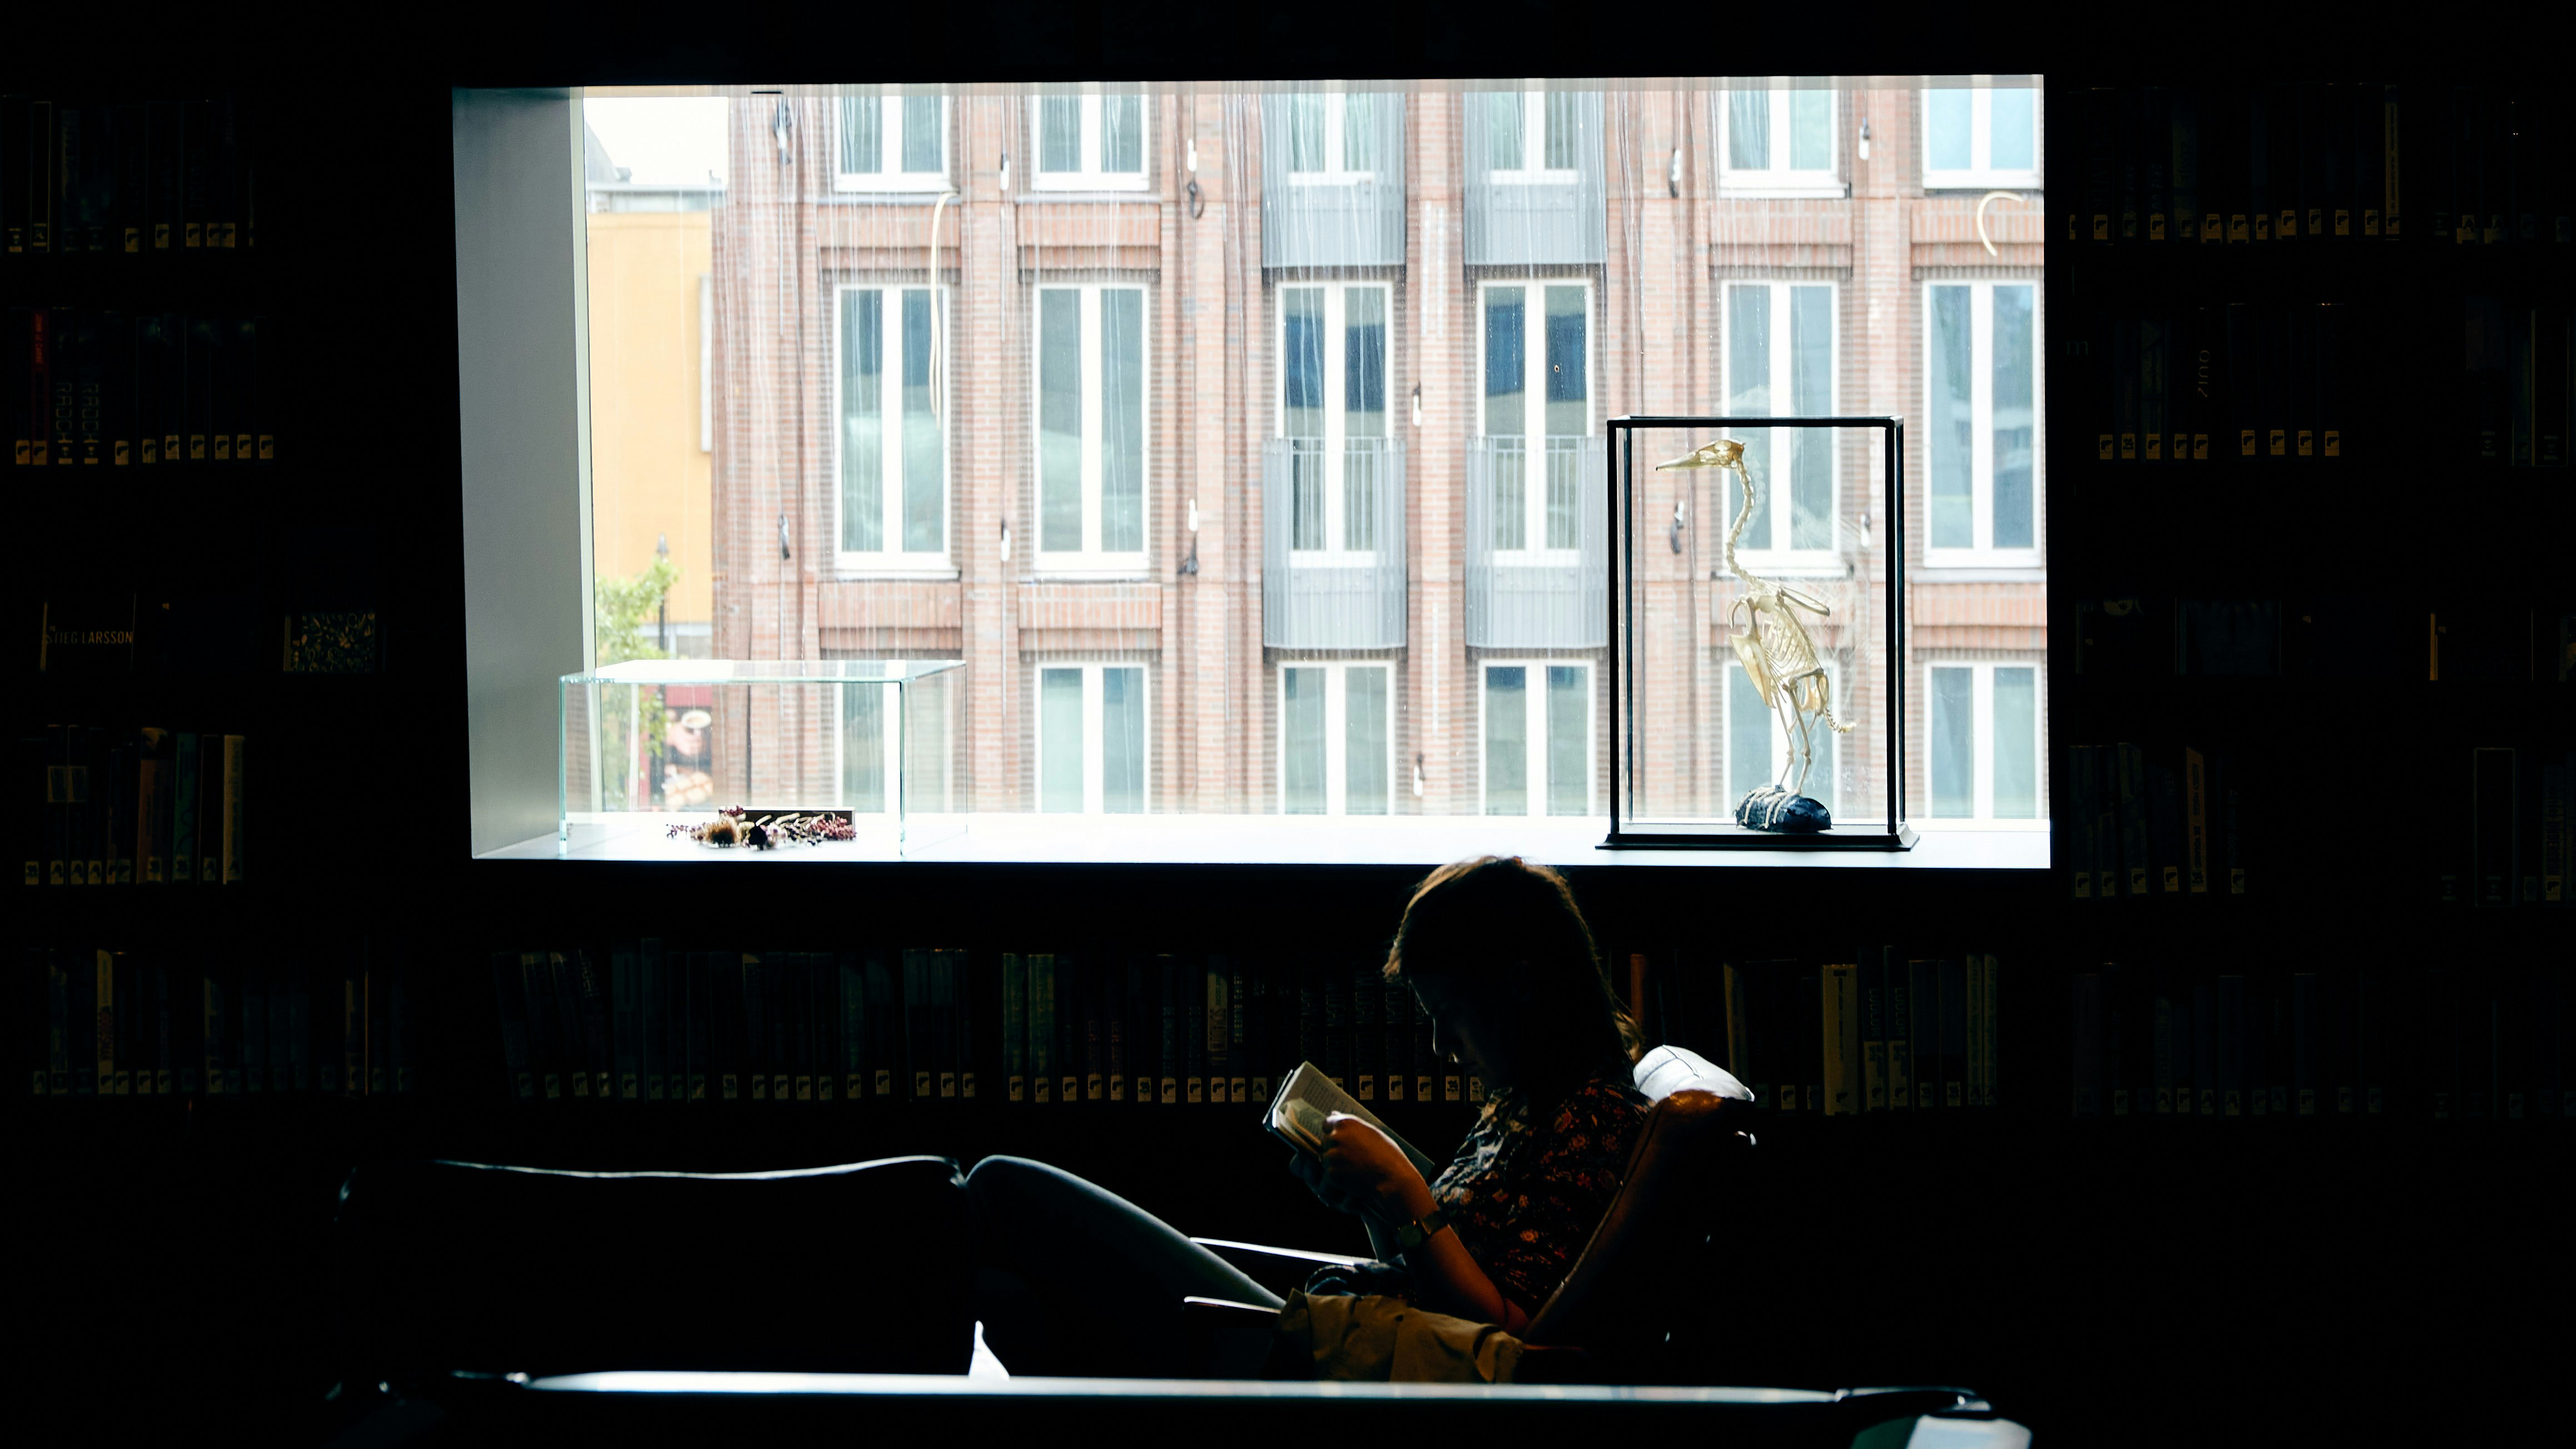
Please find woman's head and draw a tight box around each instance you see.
[1385,856,1639,1095]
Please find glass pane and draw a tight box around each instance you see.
[843,682,886,812]
[1041,668,1084,812]
[1789,89,1830,171]
[1040,96,1081,172]
[1929,285,1973,548]
[1289,93,1325,173]
[1100,289,1145,553]
[1928,88,1972,171]
[1807,672,1837,811]
[1543,285,1586,438]
[901,289,941,552]
[905,673,948,812]
[1545,92,1581,170]
[1344,287,1385,438]
[1102,667,1145,812]
[1039,290,1082,551]
[1483,667,1527,815]
[1282,668,1326,814]
[1788,285,1833,549]
[1283,289,1324,438]
[1992,667,2037,818]
[1992,284,2036,549]
[1728,90,1768,171]
[1485,92,1523,171]
[1726,285,1771,547]
[1345,666,1388,815]
[1484,286,1526,438]
[1930,667,1973,817]
[901,96,942,173]
[843,96,884,174]
[1545,664,1587,815]
[1103,95,1143,173]
[1728,663,1771,802]
[1341,93,1377,173]
[840,290,883,552]
[1991,87,2035,171]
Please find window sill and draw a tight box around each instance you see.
[1019,183,1153,200]
[1715,178,1847,200]
[833,566,962,583]
[1923,173,2042,193]
[485,815,2048,870]
[828,181,957,197]
[1024,568,1154,584]
[1913,564,2046,583]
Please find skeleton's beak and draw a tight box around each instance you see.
[1653,439,1744,470]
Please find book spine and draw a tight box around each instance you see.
[1001,951,1026,1103]
[1158,954,1179,1105]
[1056,954,1080,1106]
[1879,957,1910,1112]
[936,949,959,1101]
[837,951,862,1102]
[1974,952,1995,1109]
[1821,961,1858,1116]
[1184,959,1208,1105]
[1232,958,1252,1105]
[1379,972,1404,1103]
[575,949,613,1101]
[2072,970,2104,1117]
[2184,746,2210,892]
[492,952,533,1104]
[1797,961,1821,1115]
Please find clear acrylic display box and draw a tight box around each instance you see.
[558,659,965,859]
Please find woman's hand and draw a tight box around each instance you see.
[1289,1113,1431,1222]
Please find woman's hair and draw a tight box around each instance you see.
[1384,856,1641,1096]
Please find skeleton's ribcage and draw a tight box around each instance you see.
[1759,613,1823,685]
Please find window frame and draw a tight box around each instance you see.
[1921,84,2042,191]
[1477,277,1594,565]
[1282,91,1384,185]
[1720,279,1843,567]
[833,93,955,193]
[1714,85,1844,199]
[1275,661,1396,817]
[1920,277,2044,569]
[1274,279,1393,567]
[1479,86,1582,185]
[1027,91,1152,193]
[832,282,954,574]
[1029,282,1153,574]
[1921,659,2044,821]
[1478,658,1596,818]
[1033,662,1153,815]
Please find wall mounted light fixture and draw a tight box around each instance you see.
[1858,117,1872,162]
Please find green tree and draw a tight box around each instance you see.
[593,557,681,810]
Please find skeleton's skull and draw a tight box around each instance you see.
[1654,438,1744,470]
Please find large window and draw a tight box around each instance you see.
[1482,661,1591,817]
[1481,280,1590,558]
[838,678,952,814]
[1718,86,1840,197]
[1478,88,1586,179]
[1723,281,1838,559]
[836,286,947,565]
[1034,285,1149,568]
[1279,662,1392,816]
[1284,92,1383,180]
[1925,662,2041,819]
[1036,664,1149,813]
[837,93,950,191]
[1279,282,1390,560]
[1725,659,1839,815]
[1031,92,1149,191]
[1923,84,2040,190]
[1924,280,2041,565]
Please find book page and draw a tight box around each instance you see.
[1264,1060,1437,1179]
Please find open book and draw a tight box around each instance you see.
[1263,1060,1440,1181]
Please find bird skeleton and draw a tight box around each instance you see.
[1655,438,1855,802]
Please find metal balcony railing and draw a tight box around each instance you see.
[1466,435,1606,649]
[1262,436,1407,649]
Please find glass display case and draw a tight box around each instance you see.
[1606,416,1915,848]
[559,659,964,858]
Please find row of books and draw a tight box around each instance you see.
[2447,747,2573,909]
[6,310,273,468]
[36,593,381,677]
[2077,597,2569,683]
[1,96,256,258]
[2073,83,2574,247]
[2091,304,2345,464]
[2069,961,2569,1121]
[1646,952,2002,1115]
[25,944,409,1098]
[2063,741,2246,901]
[14,726,246,889]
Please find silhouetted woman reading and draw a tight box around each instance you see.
[969,855,1648,1376]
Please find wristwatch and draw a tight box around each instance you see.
[1391,1204,1453,1253]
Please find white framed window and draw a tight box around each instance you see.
[1716,86,1842,197]
[1030,91,1150,191]
[1923,84,2039,190]
[1724,658,1840,815]
[836,677,953,814]
[1481,660,1592,817]
[1480,280,1591,560]
[835,285,949,567]
[1924,661,2041,820]
[1278,281,1391,563]
[1721,281,1839,560]
[1283,91,1385,182]
[1923,279,2041,565]
[1033,284,1149,569]
[1278,662,1393,816]
[836,93,952,192]
[1035,663,1149,813]
[1476,87,1585,182]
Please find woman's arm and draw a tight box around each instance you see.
[1298,1115,1532,1334]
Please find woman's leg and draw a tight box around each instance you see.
[966,1155,1283,1378]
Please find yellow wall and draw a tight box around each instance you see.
[585,210,713,628]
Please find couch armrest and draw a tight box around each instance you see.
[1190,1238,1375,1297]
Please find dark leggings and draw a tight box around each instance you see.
[966,1155,1285,1378]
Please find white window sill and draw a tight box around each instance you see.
[1924,172,2042,192]
[489,813,2049,870]
[1025,567,1153,583]
[833,565,962,583]
[1921,553,2044,574]
[830,178,956,196]
[1715,177,1847,200]
[1022,181,1151,197]
[1912,563,2046,583]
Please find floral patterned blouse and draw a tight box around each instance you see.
[1307,1069,1649,1313]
